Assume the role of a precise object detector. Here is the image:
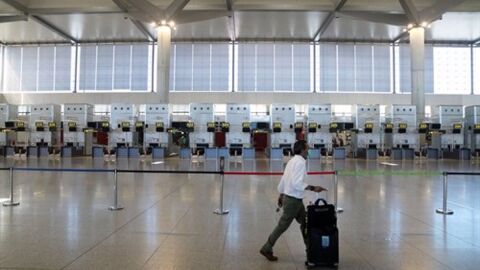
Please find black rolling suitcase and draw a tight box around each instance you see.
[305,198,339,268]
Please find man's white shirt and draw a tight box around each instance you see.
[277,155,308,199]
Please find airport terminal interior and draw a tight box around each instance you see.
[0,0,480,269]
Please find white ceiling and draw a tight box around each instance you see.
[234,11,328,40]
[0,0,478,44]
[322,17,403,41]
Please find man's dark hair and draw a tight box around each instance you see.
[293,140,307,155]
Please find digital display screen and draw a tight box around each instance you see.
[121,122,130,128]
[308,123,317,129]
[35,122,44,128]
[68,122,76,128]
[101,122,109,128]
[399,123,407,129]
[256,122,269,129]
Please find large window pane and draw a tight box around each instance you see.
[192,44,210,91]
[174,43,192,91]
[237,43,256,91]
[169,45,174,91]
[21,47,38,91]
[55,46,73,91]
[373,45,391,92]
[170,43,230,92]
[338,44,354,92]
[211,43,229,91]
[256,43,274,91]
[131,44,149,91]
[475,47,480,94]
[355,44,373,92]
[293,44,311,92]
[4,47,21,91]
[37,46,54,91]
[397,44,434,93]
[275,43,292,91]
[433,46,471,94]
[424,45,434,93]
[114,44,131,90]
[96,45,113,90]
[398,45,411,93]
[236,43,311,92]
[79,45,96,90]
[319,43,337,92]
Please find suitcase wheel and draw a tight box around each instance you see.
[305,262,338,269]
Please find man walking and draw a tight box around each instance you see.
[260,140,327,261]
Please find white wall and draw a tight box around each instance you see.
[2,92,480,107]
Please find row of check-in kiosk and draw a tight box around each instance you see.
[0,103,479,160]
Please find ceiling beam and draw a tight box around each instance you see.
[27,8,123,15]
[0,0,78,44]
[472,37,480,45]
[398,0,419,24]
[165,0,191,20]
[130,20,155,42]
[226,0,236,41]
[31,16,79,44]
[1,0,27,13]
[392,31,409,43]
[112,0,155,42]
[226,0,233,11]
[11,8,344,15]
[312,0,348,41]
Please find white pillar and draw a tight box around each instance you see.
[156,25,171,103]
[409,26,425,123]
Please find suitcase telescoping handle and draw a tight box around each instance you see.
[314,198,328,206]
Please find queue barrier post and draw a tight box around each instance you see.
[333,171,343,213]
[214,157,229,215]
[3,167,19,207]
[109,169,124,211]
[436,172,453,215]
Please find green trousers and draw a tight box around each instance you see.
[261,195,307,253]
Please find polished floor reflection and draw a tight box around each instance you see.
[0,156,479,269]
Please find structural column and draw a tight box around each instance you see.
[409,26,425,123]
[156,25,171,103]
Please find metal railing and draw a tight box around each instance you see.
[2,158,344,215]
[436,171,480,215]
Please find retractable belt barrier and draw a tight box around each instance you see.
[225,170,342,213]
[1,159,343,214]
[436,171,480,215]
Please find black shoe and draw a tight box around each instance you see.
[260,250,278,261]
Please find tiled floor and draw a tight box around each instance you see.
[0,156,479,269]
